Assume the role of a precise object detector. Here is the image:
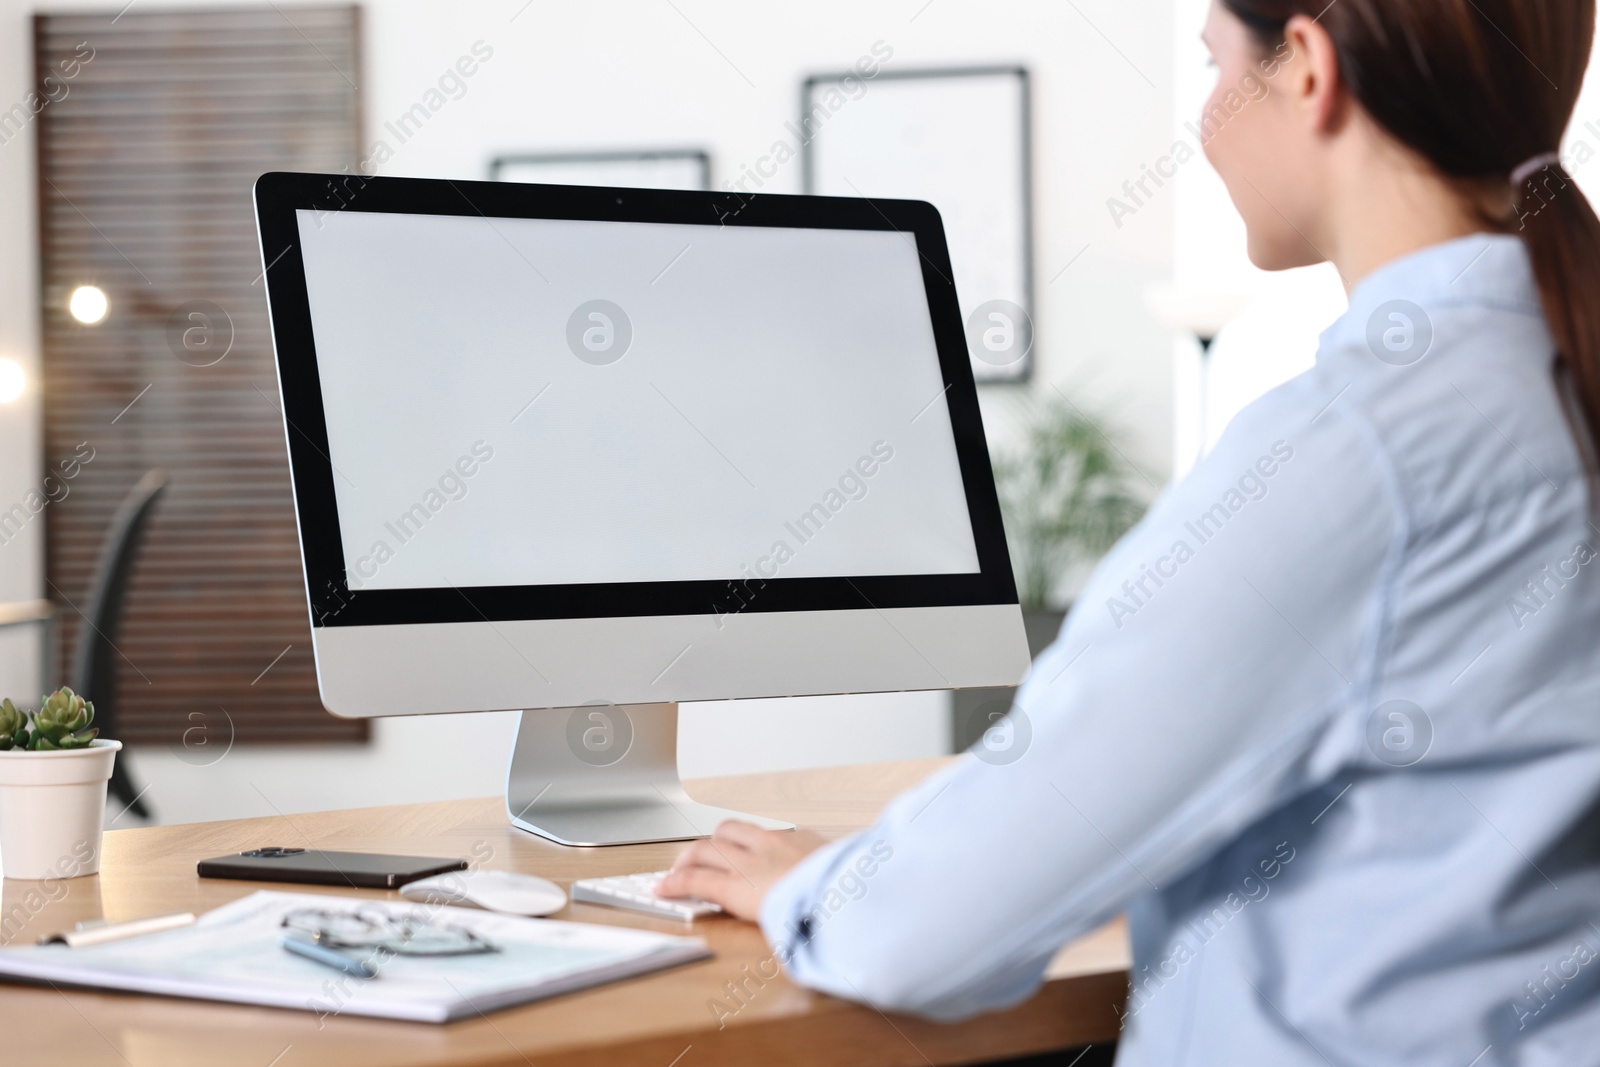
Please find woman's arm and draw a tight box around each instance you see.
[663,375,1400,1019]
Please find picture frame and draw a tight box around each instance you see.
[802,66,1034,383]
[489,149,712,191]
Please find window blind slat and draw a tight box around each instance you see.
[38,7,368,746]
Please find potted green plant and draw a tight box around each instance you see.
[0,688,122,880]
[955,396,1149,749]
[994,396,1149,616]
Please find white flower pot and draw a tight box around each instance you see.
[0,739,122,880]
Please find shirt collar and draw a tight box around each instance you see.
[1320,234,1540,354]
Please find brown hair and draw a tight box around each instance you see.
[1223,0,1600,464]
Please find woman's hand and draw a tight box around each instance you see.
[656,820,827,922]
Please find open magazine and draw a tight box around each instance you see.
[0,890,710,1023]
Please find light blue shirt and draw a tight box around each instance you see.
[760,235,1600,1065]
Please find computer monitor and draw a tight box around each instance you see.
[254,172,1029,846]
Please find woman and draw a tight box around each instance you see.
[660,0,1600,1061]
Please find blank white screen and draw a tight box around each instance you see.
[296,209,981,591]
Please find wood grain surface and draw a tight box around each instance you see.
[0,757,1129,1066]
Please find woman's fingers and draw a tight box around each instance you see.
[671,837,739,872]
[659,823,828,922]
[656,864,742,907]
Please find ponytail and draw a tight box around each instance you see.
[1517,160,1600,470]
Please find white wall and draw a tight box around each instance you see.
[0,0,1174,823]
[0,0,44,718]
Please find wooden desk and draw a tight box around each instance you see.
[0,758,1129,1066]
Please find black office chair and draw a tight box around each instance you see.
[69,469,169,820]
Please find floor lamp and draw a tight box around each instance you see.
[1145,284,1251,468]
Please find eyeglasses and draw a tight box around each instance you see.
[281,906,500,958]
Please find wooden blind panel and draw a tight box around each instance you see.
[37,7,368,745]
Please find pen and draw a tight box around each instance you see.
[280,933,378,980]
[40,911,196,948]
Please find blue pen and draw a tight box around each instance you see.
[281,932,378,980]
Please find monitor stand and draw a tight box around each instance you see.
[505,702,795,847]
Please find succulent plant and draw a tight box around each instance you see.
[0,698,27,750]
[0,688,100,751]
[30,687,98,750]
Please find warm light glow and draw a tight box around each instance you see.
[0,359,22,403]
[68,285,109,325]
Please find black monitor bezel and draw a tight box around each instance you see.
[254,171,1019,628]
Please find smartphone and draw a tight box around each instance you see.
[197,846,468,889]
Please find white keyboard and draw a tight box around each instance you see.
[570,870,722,922]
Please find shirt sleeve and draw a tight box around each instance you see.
[758,376,1402,1020]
